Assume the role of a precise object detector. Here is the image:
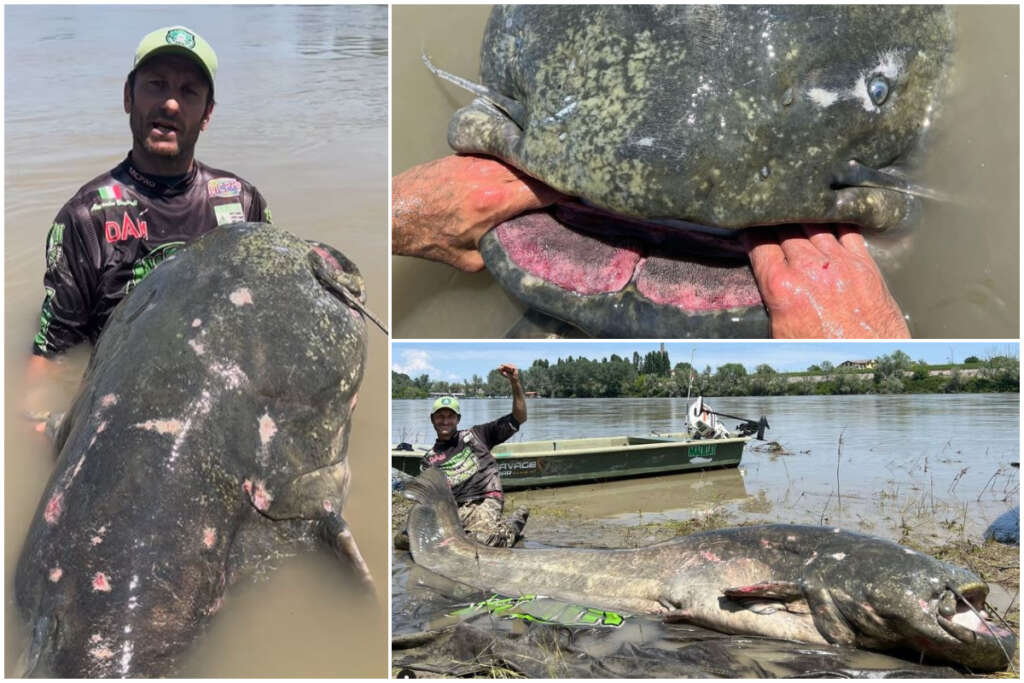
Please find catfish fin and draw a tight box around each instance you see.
[256,461,375,593]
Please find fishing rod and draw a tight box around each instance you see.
[698,398,771,440]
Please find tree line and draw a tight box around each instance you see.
[393,350,1019,399]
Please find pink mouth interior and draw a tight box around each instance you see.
[493,211,763,312]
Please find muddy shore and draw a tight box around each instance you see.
[392,476,1020,677]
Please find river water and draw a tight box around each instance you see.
[392,6,1019,338]
[5,6,387,676]
[393,393,1020,540]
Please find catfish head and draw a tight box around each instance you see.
[429,5,955,336]
[802,542,1017,672]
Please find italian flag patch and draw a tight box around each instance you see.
[98,185,124,200]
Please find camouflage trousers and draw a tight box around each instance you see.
[458,497,525,548]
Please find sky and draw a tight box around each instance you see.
[392,341,1020,382]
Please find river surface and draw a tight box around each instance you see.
[5,5,387,676]
[392,5,1019,338]
[393,393,1020,539]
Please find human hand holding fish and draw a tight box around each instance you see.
[391,154,564,272]
[743,225,910,339]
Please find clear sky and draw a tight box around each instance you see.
[392,341,1019,382]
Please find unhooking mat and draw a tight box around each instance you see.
[392,553,960,678]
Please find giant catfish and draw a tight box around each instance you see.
[15,223,375,676]
[429,5,955,337]
[404,468,1017,672]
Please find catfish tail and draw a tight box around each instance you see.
[402,468,474,558]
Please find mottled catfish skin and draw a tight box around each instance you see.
[405,469,1016,672]
[15,223,372,677]
[443,5,954,337]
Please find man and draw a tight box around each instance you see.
[30,25,270,369]
[412,364,529,548]
[392,155,910,339]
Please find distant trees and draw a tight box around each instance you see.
[392,371,428,399]
[393,351,1019,399]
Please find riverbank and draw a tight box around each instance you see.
[392,483,1019,676]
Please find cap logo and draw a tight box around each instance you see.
[440,398,452,406]
[165,28,196,50]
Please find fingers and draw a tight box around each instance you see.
[802,224,845,256]
[776,225,828,266]
[741,230,785,274]
[834,224,871,257]
[452,251,485,273]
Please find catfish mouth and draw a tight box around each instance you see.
[487,199,861,317]
[480,163,922,336]
[927,583,1018,671]
[487,202,763,320]
[936,584,1014,643]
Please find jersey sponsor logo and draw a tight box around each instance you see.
[214,202,245,226]
[432,447,477,486]
[104,212,149,243]
[98,185,124,201]
[208,178,242,198]
[124,242,184,294]
[90,198,139,213]
[127,164,157,189]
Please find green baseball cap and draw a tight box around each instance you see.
[431,396,461,416]
[132,26,218,92]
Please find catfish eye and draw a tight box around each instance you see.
[868,75,890,106]
[938,590,957,618]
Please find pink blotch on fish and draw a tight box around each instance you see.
[700,550,721,562]
[44,492,64,525]
[90,646,115,660]
[100,394,118,408]
[192,318,202,327]
[135,418,184,435]
[203,527,217,549]
[229,287,254,306]
[90,633,103,644]
[91,536,103,545]
[258,413,277,446]
[243,480,273,511]
[49,567,63,583]
[189,339,205,355]
[92,572,112,592]
[322,500,334,513]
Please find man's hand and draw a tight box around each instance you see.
[25,354,64,435]
[742,224,910,339]
[500,363,527,424]
[392,155,565,272]
[498,363,520,384]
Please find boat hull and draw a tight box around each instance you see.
[392,434,747,489]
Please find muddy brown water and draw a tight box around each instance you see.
[5,5,387,676]
[392,5,1019,338]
